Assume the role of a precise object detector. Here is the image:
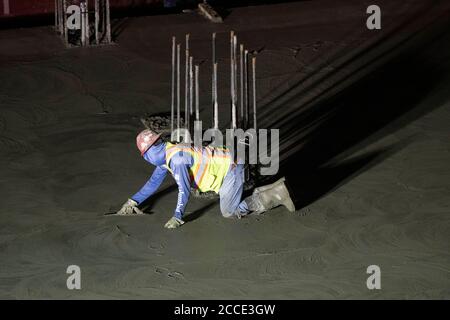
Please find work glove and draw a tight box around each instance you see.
[164,217,185,229]
[116,199,144,215]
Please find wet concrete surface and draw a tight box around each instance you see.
[0,0,449,298]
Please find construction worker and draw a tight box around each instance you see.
[117,129,295,228]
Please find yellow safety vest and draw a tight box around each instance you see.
[164,142,232,193]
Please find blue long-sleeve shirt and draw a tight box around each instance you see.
[131,141,193,220]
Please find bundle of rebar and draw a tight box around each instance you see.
[54,0,111,47]
[170,31,257,140]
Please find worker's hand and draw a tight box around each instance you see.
[164,217,185,229]
[116,199,144,215]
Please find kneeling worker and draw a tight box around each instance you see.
[117,129,295,229]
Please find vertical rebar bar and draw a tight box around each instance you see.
[252,56,257,130]
[171,36,176,135]
[214,62,218,129]
[195,65,200,122]
[61,0,65,34]
[231,57,236,129]
[85,0,90,46]
[80,2,86,46]
[189,56,194,114]
[244,49,249,129]
[212,32,216,127]
[239,44,244,128]
[177,44,181,141]
[61,0,65,35]
[230,32,237,129]
[94,0,99,44]
[82,3,85,46]
[233,35,238,128]
[58,0,64,35]
[189,56,193,135]
[63,0,68,46]
[233,35,238,124]
[212,33,216,63]
[230,31,234,76]
[56,0,60,33]
[244,49,250,182]
[106,0,111,43]
[185,34,189,131]
[230,31,234,129]
[102,0,106,40]
[55,0,58,30]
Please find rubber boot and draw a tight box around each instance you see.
[244,177,295,214]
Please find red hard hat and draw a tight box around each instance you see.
[136,129,162,156]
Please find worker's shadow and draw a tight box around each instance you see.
[183,201,218,223]
[269,20,450,212]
